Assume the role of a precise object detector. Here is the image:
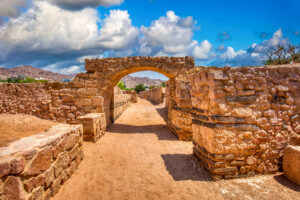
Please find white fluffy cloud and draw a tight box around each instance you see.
[0,1,100,57]
[99,10,139,50]
[0,1,138,70]
[140,11,213,59]
[211,29,289,66]
[193,40,213,59]
[48,0,124,10]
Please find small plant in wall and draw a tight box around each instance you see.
[117,81,126,90]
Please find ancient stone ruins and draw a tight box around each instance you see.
[1,56,300,199]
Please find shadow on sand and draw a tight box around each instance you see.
[107,123,177,141]
[161,154,212,181]
[156,107,168,124]
[273,174,300,192]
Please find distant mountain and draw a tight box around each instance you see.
[121,75,164,88]
[0,66,76,82]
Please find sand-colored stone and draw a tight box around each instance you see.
[283,145,300,185]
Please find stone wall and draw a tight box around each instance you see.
[79,56,195,123]
[78,113,107,142]
[0,82,104,125]
[111,87,132,121]
[139,87,164,104]
[0,124,83,200]
[123,90,138,103]
[166,73,194,141]
[191,64,300,180]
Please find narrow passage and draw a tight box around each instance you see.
[53,99,300,200]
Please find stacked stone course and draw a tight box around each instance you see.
[139,87,164,104]
[78,113,106,142]
[191,64,300,180]
[0,82,105,124]
[166,72,194,141]
[123,90,138,103]
[0,124,83,199]
[111,87,132,121]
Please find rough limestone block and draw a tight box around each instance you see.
[283,145,300,185]
[78,113,106,142]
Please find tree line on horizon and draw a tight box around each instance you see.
[0,77,48,83]
[264,43,300,65]
[117,81,165,93]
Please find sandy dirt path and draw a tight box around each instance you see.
[53,99,300,200]
[0,114,57,147]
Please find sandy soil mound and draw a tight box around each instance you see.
[0,114,58,147]
[53,99,300,200]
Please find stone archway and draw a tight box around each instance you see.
[74,56,195,124]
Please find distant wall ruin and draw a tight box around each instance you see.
[111,87,133,122]
[139,87,164,104]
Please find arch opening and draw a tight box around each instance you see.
[109,69,169,123]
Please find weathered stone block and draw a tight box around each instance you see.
[86,88,98,96]
[78,113,106,142]
[69,144,80,160]
[3,176,26,200]
[283,145,300,185]
[54,153,70,178]
[225,96,256,103]
[24,146,53,176]
[23,177,35,193]
[10,158,25,174]
[0,161,10,178]
[64,134,79,151]
[44,168,55,188]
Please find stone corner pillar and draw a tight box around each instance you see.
[77,113,107,142]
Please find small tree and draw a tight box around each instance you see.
[149,85,158,89]
[161,82,165,87]
[287,43,300,63]
[117,81,126,90]
[134,83,146,93]
[263,43,300,65]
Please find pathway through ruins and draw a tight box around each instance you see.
[53,99,300,200]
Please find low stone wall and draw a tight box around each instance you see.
[0,82,104,124]
[139,87,164,104]
[78,113,106,142]
[191,64,300,180]
[111,87,132,121]
[0,124,83,200]
[123,90,138,103]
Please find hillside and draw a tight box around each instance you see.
[121,75,165,88]
[0,66,75,82]
[0,66,165,85]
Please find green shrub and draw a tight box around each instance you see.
[0,77,48,83]
[149,85,158,89]
[134,83,146,93]
[117,81,126,90]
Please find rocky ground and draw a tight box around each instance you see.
[0,114,58,147]
[53,99,300,200]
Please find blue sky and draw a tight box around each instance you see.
[0,0,299,80]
